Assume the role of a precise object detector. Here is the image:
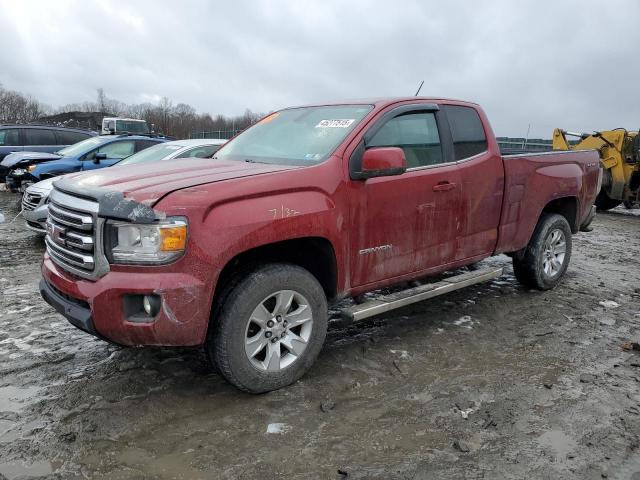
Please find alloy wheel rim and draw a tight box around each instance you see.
[244,290,313,372]
[542,228,566,278]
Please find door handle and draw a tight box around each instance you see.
[432,182,456,192]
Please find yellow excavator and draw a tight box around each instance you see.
[553,128,640,210]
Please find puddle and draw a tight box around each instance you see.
[0,385,41,413]
[537,430,578,459]
[0,460,52,479]
[0,212,4,223]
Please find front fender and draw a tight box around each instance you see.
[33,160,81,179]
[153,162,349,305]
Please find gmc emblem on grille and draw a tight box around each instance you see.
[48,223,67,245]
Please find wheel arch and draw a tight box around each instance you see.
[210,237,338,326]
[541,196,579,233]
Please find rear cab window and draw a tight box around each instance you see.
[442,105,488,160]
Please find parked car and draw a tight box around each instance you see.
[4,134,167,192]
[39,97,601,393]
[22,139,227,233]
[0,125,96,180]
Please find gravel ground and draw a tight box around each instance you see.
[0,189,639,480]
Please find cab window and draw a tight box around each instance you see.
[367,112,443,168]
[443,105,488,160]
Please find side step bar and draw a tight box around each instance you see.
[341,267,503,322]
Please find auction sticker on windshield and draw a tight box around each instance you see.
[315,119,355,128]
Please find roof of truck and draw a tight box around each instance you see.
[288,97,481,109]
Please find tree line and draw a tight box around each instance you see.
[0,84,263,139]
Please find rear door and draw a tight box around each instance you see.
[441,105,504,260]
[349,105,463,287]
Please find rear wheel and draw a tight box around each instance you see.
[208,264,328,393]
[512,213,572,290]
[594,190,621,211]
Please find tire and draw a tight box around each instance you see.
[594,190,621,211]
[512,213,572,290]
[207,263,328,393]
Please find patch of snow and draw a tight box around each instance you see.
[390,349,409,359]
[266,423,290,434]
[598,300,619,309]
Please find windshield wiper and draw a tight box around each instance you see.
[243,158,265,164]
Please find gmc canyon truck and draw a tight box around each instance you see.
[39,98,601,393]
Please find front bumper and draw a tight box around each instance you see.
[39,278,99,337]
[41,254,210,346]
[23,203,48,233]
[7,171,35,192]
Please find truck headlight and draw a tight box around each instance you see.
[106,218,187,264]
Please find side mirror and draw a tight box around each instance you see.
[356,147,407,179]
[94,152,107,163]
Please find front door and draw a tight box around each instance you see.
[82,140,136,171]
[349,108,462,288]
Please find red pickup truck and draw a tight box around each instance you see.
[40,97,601,393]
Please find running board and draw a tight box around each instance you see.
[341,267,503,322]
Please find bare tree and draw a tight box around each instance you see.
[96,88,107,113]
[1,83,262,138]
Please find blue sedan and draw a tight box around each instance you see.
[5,134,167,192]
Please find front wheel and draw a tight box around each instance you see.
[208,264,328,393]
[512,213,572,290]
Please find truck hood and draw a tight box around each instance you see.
[0,151,62,168]
[57,158,298,205]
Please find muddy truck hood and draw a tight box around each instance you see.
[53,158,297,222]
[0,151,62,168]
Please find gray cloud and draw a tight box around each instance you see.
[0,0,638,137]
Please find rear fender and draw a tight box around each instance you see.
[495,157,590,253]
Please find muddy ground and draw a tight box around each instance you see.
[0,189,639,480]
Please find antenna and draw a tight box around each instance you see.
[414,80,424,96]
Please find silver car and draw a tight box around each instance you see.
[22,138,227,234]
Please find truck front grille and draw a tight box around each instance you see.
[45,188,108,280]
[22,192,42,211]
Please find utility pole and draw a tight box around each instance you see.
[523,123,531,150]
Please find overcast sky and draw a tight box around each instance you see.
[0,0,639,137]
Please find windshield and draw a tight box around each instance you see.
[56,136,105,157]
[116,120,149,134]
[118,144,183,165]
[214,105,373,166]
